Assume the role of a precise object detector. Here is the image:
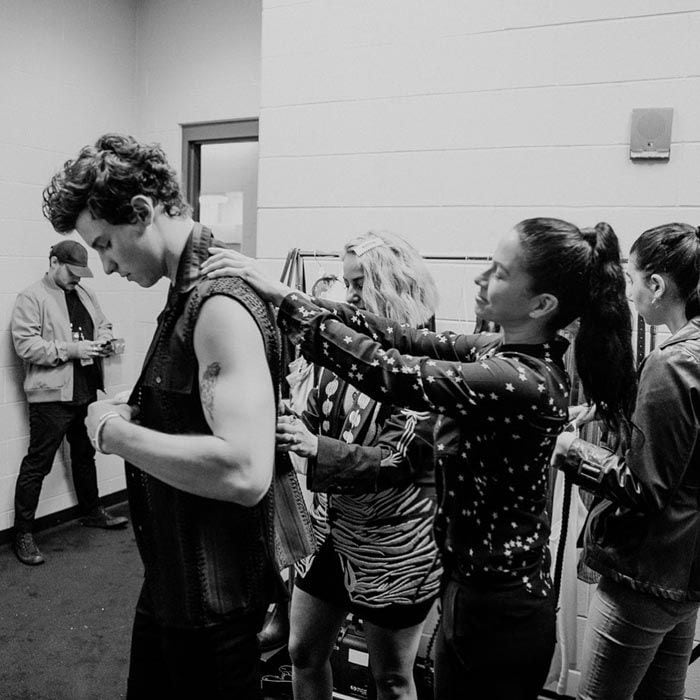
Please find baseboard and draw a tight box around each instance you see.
[0,489,128,546]
[539,690,575,700]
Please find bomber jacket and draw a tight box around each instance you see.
[11,274,112,403]
[558,318,700,601]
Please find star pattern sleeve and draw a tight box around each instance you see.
[307,297,492,360]
[278,293,565,421]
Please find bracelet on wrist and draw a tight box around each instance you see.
[92,411,122,455]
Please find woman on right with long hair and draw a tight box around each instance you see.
[553,223,700,700]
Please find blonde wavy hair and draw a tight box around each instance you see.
[343,230,438,326]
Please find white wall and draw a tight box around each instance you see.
[0,0,139,531]
[135,0,262,168]
[257,2,700,697]
[258,0,700,327]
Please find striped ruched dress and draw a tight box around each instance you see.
[296,367,442,611]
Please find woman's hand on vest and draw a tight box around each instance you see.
[276,414,318,458]
[202,247,293,306]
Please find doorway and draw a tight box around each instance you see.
[181,119,259,255]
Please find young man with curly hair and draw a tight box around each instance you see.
[42,134,283,699]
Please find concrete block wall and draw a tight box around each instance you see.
[258,1,700,262]
[0,0,140,531]
[257,2,700,697]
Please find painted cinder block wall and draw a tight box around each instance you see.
[256,1,700,697]
[259,1,700,265]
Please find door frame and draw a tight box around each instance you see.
[181,118,259,255]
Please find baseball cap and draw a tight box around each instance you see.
[49,240,93,278]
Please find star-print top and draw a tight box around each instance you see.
[277,293,571,598]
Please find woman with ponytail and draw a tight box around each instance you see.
[553,223,700,700]
[201,218,636,699]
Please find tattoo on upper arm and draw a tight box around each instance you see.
[201,362,222,422]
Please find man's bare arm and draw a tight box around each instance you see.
[92,296,276,506]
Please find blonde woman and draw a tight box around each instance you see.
[275,232,441,700]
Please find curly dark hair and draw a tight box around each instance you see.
[42,133,191,232]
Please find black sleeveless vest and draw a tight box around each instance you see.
[127,227,283,626]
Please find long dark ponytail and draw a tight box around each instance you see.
[516,218,636,443]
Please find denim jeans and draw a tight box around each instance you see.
[126,584,267,699]
[435,577,556,700]
[578,576,698,700]
[14,401,99,532]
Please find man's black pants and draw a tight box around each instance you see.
[14,401,99,532]
[127,584,267,699]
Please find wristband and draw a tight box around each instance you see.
[92,411,122,455]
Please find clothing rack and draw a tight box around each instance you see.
[295,250,490,262]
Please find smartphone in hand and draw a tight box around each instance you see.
[95,340,113,356]
[95,338,126,357]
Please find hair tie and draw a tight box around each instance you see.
[580,227,598,251]
[348,237,385,257]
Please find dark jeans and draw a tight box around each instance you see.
[14,401,99,533]
[435,577,556,700]
[127,584,267,699]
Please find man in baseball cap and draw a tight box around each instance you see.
[10,239,127,566]
[50,239,94,278]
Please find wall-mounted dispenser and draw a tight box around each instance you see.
[630,108,673,161]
